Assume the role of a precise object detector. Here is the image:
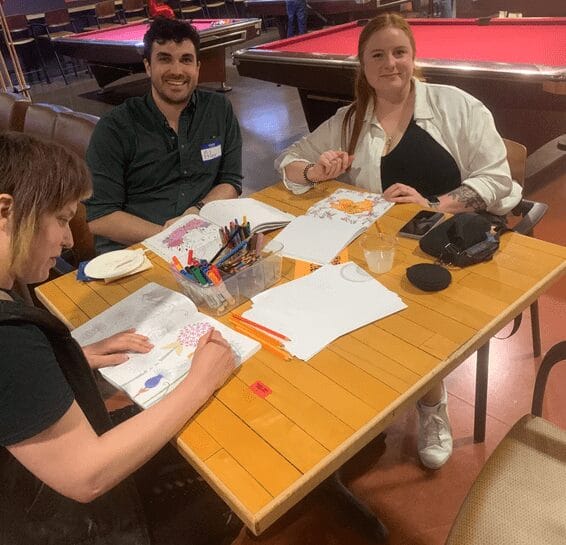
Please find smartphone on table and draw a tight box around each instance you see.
[398,210,444,239]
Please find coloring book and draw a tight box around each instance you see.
[305,188,394,228]
[72,283,260,408]
[268,189,394,264]
[142,198,295,264]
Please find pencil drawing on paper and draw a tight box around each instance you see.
[71,283,260,408]
[306,188,393,226]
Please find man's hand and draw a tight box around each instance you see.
[383,183,428,207]
[163,206,200,229]
[82,329,154,369]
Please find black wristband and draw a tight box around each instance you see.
[303,163,317,184]
[426,195,440,209]
[195,200,205,211]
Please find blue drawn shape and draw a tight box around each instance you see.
[145,373,164,389]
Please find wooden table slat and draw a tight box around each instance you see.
[216,378,329,473]
[236,359,356,450]
[195,399,302,496]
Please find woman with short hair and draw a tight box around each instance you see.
[0,132,236,544]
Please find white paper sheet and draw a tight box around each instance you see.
[243,262,406,360]
[72,283,260,408]
[267,215,363,264]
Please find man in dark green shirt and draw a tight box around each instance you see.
[86,18,243,254]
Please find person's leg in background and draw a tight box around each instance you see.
[296,0,307,35]
[417,380,453,469]
[439,0,454,17]
[286,0,298,37]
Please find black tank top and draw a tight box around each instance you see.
[381,120,461,197]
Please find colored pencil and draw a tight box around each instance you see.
[228,318,284,346]
[230,313,290,341]
[209,227,242,265]
[230,322,291,361]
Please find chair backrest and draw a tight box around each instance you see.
[0,92,30,132]
[445,340,566,545]
[5,14,29,32]
[52,110,99,158]
[503,138,527,187]
[22,103,72,141]
[122,0,145,11]
[96,0,118,18]
[52,111,99,263]
[44,8,71,27]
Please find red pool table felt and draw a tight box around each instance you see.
[68,20,239,42]
[259,18,566,68]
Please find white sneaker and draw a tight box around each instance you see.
[417,387,453,469]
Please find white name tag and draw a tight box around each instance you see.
[200,140,221,162]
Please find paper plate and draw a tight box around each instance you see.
[84,249,145,279]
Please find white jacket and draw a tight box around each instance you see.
[275,78,522,215]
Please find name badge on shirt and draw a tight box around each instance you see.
[200,140,221,162]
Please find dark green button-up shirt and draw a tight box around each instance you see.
[86,90,243,254]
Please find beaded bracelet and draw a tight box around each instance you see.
[303,163,317,184]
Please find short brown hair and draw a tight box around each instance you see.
[0,132,92,272]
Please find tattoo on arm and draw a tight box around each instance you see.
[447,186,487,211]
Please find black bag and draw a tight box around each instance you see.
[419,213,501,267]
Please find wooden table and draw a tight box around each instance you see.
[35,181,566,535]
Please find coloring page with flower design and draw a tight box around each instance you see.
[72,283,260,408]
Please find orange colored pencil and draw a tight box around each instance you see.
[228,318,284,346]
[231,313,290,341]
[230,322,292,361]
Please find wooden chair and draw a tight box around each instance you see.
[121,0,149,24]
[446,341,566,545]
[84,0,124,30]
[502,138,548,357]
[179,0,205,19]
[34,9,81,85]
[2,15,51,84]
[472,138,549,443]
[201,0,229,18]
[226,0,246,17]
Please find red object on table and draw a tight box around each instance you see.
[147,0,175,18]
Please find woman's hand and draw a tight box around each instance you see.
[309,150,354,182]
[82,329,153,369]
[383,183,428,207]
[187,328,236,397]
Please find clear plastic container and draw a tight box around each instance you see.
[170,241,283,316]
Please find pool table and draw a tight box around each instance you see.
[53,18,262,90]
[234,17,566,153]
[244,0,413,38]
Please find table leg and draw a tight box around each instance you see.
[530,300,541,358]
[324,470,388,542]
[474,341,490,443]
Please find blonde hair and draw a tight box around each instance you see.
[342,13,419,155]
[0,132,92,273]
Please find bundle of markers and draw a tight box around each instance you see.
[169,217,268,311]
